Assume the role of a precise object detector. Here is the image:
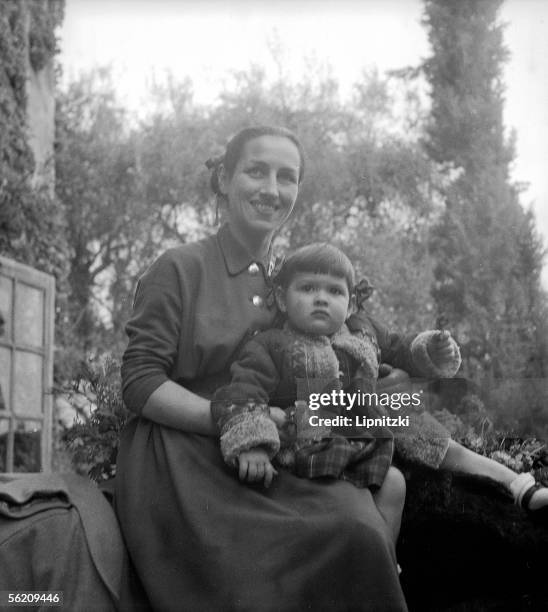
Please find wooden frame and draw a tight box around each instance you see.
[0,256,55,473]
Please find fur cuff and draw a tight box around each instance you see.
[220,411,280,466]
[410,330,461,378]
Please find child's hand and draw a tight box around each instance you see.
[238,448,278,488]
[427,330,458,368]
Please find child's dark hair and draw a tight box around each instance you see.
[275,243,356,294]
[205,126,306,199]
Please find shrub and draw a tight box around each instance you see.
[63,354,129,482]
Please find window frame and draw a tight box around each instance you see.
[0,256,55,473]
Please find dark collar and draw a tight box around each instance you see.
[217,223,271,276]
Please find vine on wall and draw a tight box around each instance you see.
[29,0,65,71]
[0,0,68,282]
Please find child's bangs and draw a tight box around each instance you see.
[276,244,355,291]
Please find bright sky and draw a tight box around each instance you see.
[59,0,548,286]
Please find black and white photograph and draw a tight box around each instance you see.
[1,1,548,610]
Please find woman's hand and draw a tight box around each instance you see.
[269,407,295,445]
[269,407,287,428]
[376,366,411,394]
[238,448,278,488]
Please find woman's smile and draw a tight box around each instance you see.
[249,197,281,215]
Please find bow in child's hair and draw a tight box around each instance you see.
[354,277,375,310]
[268,253,285,280]
[204,154,224,170]
[265,254,286,308]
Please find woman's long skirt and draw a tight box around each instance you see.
[115,417,408,612]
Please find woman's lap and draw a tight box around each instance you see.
[115,417,407,612]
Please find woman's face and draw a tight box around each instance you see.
[220,135,301,242]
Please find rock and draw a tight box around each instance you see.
[398,465,548,611]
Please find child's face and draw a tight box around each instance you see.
[277,272,353,336]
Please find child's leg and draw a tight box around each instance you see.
[373,466,406,543]
[441,439,548,510]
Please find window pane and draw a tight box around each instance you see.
[0,347,10,411]
[13,420,41,472]
[0,275,12,342]
[0,419,8,472]
[14,283,44,347]
[13,351,43,417]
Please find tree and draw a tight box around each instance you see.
[55,70,154,355]
[422,0,548,429]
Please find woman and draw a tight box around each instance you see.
[116,126,408,611]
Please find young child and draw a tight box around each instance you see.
[212,243,548,523]
[211,243,461,542]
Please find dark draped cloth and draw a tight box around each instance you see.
[0,473,125,611]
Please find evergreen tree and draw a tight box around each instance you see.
[422,0,547,424]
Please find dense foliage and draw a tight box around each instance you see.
[63,355,129,481]
[0,0,68,282]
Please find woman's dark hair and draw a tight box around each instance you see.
[274,243,356,294]
[206,126,305,199]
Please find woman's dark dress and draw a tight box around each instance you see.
[115,224,408,612]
